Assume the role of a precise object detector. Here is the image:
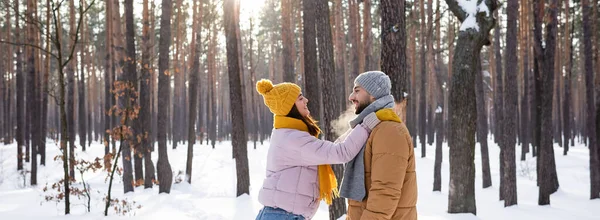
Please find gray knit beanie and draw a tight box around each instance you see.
[354,71,391,99]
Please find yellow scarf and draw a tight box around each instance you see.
[375,108,402,123]
[273,115,339,205]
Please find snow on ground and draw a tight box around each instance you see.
[0,136,598,219]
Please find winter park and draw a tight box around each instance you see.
[0,0,600,219]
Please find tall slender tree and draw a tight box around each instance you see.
[78,2,87,151]
[503,0,519,207]
[562,0,572,155]
[157,0,174,194]
[224,0,249,196]
[281,0,294,82]
[582,0,600,199]
[67,0,77,179]
[303,0,320,121]
[26,0,38,185]
[419,0,427,157]
[104,0,113,158]
[16,0,25,171]
[187,0,203,184]
[381,0,407,120]
[141,0,156,188]
[363,0,373,71]
[446,0,497,214]
[476,55,491,189]
[533,0,560,205]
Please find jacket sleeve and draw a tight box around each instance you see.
[361,124,410,220]
[283,125,370,166]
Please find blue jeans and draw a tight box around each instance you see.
[255,206,305,220]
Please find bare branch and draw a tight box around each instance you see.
[63,0,96,67]
[0,40,58,59]
[445,0,467,22]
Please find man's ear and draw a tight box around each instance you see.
[370,96,376,102]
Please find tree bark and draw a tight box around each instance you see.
[26,0,38,185]
[348,0,362,83]
[303,0,320,122]
[157,0,174,194]
[476,55,492,189]
[104,0,113,159]
[78,6,87,151]
[15,0,24,171]
[333,0,346,112]
[419,0,427,157]
[562,0,572,156]
[141,0,155,188]
[67,0,77,180]
[533,0,560,205]
[363,0,373,71]
[314,0,343,219]
[582,0,600,199]
[502,0,519,206]
[224,0,249,196]
[381,0,407,121]
[281,0,295,82]
[434,110,443,191]
[446,0,497,214]
[520,0,531,160]
[493,10,506,201]
[187,0,203,184]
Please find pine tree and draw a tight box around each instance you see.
[157,0,174,194]
[446,0,498,214]
[502,0,519,206]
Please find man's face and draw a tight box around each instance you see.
[348,85,375,114]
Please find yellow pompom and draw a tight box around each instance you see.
[256,79,274,95]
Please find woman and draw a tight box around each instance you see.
[255,79,380,220]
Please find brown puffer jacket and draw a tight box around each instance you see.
[346,121,417,220]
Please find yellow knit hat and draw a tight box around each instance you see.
[256,79,301,116]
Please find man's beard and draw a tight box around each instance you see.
[355,100,372,114]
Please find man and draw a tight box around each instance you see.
[340,71,417,220]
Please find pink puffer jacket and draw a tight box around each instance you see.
[257,125,370,219]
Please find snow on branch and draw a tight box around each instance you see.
[456,0,491,32]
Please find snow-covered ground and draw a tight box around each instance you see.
[0,136,598,219]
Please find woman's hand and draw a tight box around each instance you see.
[361,112,381,131]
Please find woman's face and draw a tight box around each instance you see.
[295,94,310,117]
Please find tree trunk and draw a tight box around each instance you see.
[187,0,203,184]
[333,0,346,112]
[502,0,519,206]
[363,0,373,71]
[157,0,174,194]
[104,0,113,159]
[314,0,343,219]
[16,0,24,171]
[563,0,572,156]
[348,0,361,83]
[119,0,135,194]
[128,0,144,186]
[533,0,560,205]
[303,0,320,122]
[419,0,427,158]
[433,110,443,191]
[476,55,492,189]
[520,0,531,161]
[281,0,295,82]
[67,0,77,180]
[381,0,407,120]
[141,0,155,188]
[493,10,506,201]
[582,0,600,199]
[78,8,87,151]
[26,0,38,185]
[446,0,497,214]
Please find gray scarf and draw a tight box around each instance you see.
[340,95,395,201]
